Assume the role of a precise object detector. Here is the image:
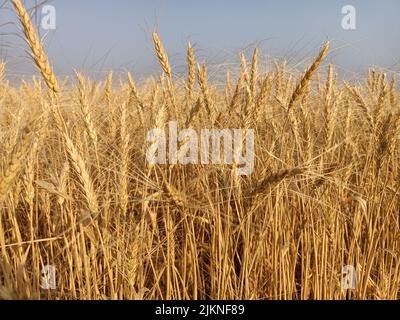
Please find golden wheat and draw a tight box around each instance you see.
[12,0,59,94]
[287,41,330,110]
[0,0,399,301]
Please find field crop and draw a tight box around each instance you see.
[0,0,399,300]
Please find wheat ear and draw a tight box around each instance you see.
[197,64,212,114]
[389,76,396,108]
[344,82,374,130]
[256,73,274,119]
[75,72,98,152]
[152,32,178,118]
[0,126,33,206]
[287,41,330,111]
[0,61,4,82]
[240,52,250,85]
[250,48,259,97]
[12,0,67,136]
[127,72,145,125]
[186,42,196,101]
[119,102,130,215]
[250,168,303,197]
[64,134,99,214]
[152,32,172,79]
[12,0,59,94]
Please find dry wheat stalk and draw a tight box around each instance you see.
[0,61,5,83]
[12,0,68,140]
[256,73,273,119]
[186,42,196,101]
[186,98,201,127]
[224,71,233,106]
[389,76,397,108]
[240,52,250,85]
[57,161,70,206]
[324,64,335,148]
[250,48,259,98]
[287,41,330,111]
[229,74,244,112]
[119,103,130,215]
[76,72,98,152]
[250,168,304,198]
[127,72,145,125]
[152,32,178,118]
[244,85,255,128]
[367,68,375,94]
[150,78,160,111]
[197,64,212,116]
[12,0,59,94]
[375,73,388,126]
[105,71,113,104]
[164,181,188,208]
[0,126,33,206]
[22,139,39,208]
[325,64,334,102]
[275,61,287,100]
[344,82,374,130]
[152,32,172,79]
[64,134,98,214]
[155,101,168,129]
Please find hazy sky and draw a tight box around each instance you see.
[1,0,399,81]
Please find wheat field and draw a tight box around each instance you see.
[0,0,399,300]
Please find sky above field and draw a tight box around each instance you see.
[1,0,400,81]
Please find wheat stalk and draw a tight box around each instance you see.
[152,32,178,118]
[0,126,33,206]
[76,72,98,153]
[63,134,99,214]
[197,64,212,115]
[250,168,304,198]
[127,72,145,125]
[12,0,59,94]
[287,41,330,111]
[389,76,397,108]
[186,42,196,101]
[119,103,130,215]
[240,52,250,85]
[324,64,335,148]
[0,61,5,83]
[229,74,244,112]
[344,81,374,130]
[152,32,172,79]
[250,48,259,98]
[256,73,273,119]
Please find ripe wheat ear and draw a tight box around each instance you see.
[287,41,330,110]
[0,61,5,82]
[12,0,59,94]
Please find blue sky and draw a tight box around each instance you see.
[1,0,399,81]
